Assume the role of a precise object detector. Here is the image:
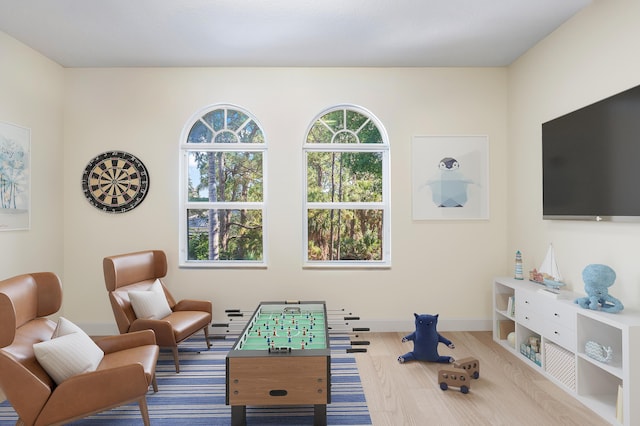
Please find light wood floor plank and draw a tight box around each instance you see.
[355,331,608,426]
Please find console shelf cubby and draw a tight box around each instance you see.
[493,277,640,426]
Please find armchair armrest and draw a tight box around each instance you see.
[95,329,156,354]
[173,299,212,314]
[38,363,150,424]
[130,318,176,346]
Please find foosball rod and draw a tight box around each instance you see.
[327,308,352,314]
[328,325,369,330]
[328,327,370,344]
[224,309,247,318]
[211,320,251,333]
[328,319,361,325]
[210,323,237,339]
[217,323,250,332]
[328,326,370,339]
[213,321,249,328]
[226,307,354,315]
[227,305,348,310]
[226,308,327,317]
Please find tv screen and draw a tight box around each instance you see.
[542,84,640,221]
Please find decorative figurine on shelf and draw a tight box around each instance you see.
[514,250,524,280]
[398,313,455,364]
[585,340,613,363]
[575,264,624,313]
[529,244,565,293]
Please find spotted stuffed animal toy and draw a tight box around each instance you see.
[398,313,455,364]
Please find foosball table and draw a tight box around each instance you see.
[225,301,331,426]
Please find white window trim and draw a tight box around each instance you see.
[179,104,267,268]
[302,105,391,269]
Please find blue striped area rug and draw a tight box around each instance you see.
[0,335,371,425]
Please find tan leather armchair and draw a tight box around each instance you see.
[103,250,212,373]
[0,272,159,426]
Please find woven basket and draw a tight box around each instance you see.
[544,341,575,391]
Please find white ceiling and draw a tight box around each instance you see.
[0,0,591,68]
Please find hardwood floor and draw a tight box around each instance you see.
[354,331,608,426]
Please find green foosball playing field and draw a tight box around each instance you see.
[235,304,327,351]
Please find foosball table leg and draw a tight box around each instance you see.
[314,403,327,426]
[231,405,246,426]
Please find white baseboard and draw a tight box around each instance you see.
[81,318,491,337]
[347,318,492,333]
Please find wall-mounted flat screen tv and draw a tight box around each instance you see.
[542,84,640,221]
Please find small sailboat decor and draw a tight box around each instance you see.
[529,244,565,293]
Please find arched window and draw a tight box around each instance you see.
[303,105,390,267]
[179,105,266,267]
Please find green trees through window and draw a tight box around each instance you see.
[179,104,389,268]
[180,105,266,266]
[304,106,390,265]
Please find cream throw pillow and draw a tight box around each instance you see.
[33,317,105,385]
[129,279,172,320]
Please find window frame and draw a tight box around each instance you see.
[179,104,267,268]
[302,105,391,268]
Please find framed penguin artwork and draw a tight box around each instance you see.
[412,135,489,220]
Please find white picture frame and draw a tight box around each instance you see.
[412,135,489,220]
[0,121,31,231]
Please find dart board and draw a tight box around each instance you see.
[81,151,150,213]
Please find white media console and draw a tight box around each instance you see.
[493,277,640,425]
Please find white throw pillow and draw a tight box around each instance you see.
[33,317,105,385]
[129,279,172,320]
[52,316,87,338]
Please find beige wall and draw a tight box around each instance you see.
[10,0,638,335]
[63,67,508,333]
[0,34,64,402]
[2,34,509,335]
[508,0,640,309]
[0,33,64,280]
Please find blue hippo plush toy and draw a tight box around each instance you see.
[398,313,455,364]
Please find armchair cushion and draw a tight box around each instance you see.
[128,279,172,320]
[33,317,104,385]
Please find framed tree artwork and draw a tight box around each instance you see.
[0,121,31,231]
